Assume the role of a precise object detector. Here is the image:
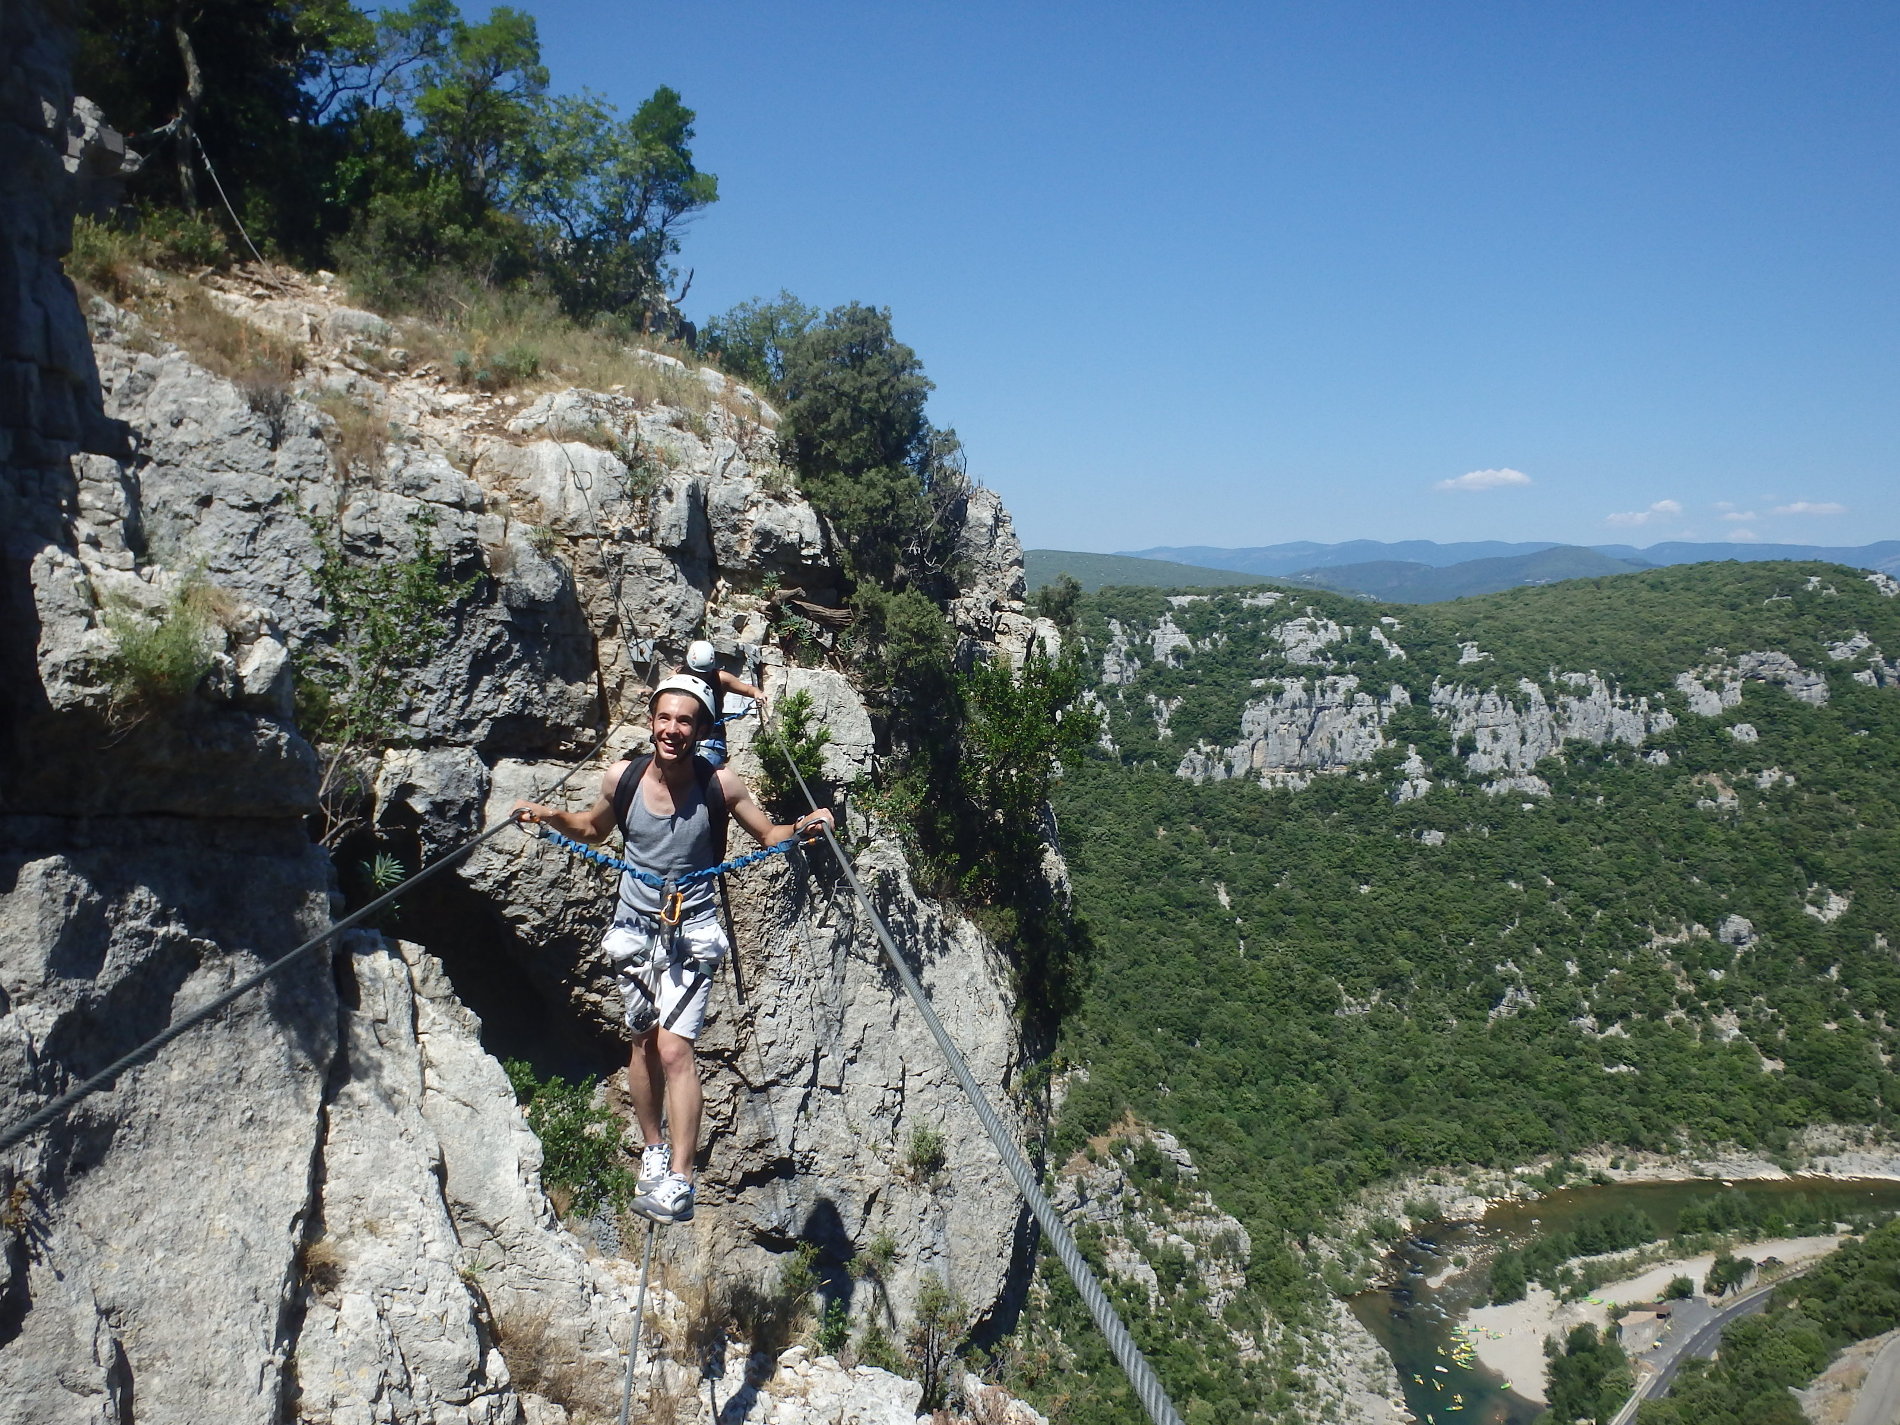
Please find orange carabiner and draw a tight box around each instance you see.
[659,890,685,927]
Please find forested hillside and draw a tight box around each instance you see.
[1029,562,1900,1421]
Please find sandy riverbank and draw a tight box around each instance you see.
[1459,1234,1843,1404]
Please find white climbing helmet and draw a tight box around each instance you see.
[649,674,716,727]
[685,639,719,674]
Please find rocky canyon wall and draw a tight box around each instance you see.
[0,9,1051,1421]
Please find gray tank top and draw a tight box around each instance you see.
[613,765,723,923]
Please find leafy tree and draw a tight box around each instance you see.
[78,0,718,317]
[1033,573,1083,629]
[778,303,965,589]
[1543,1324,1632,1424]
[960,646,1099,845]
[507,84,717,321]
[1706,1252,1755,1298]
[400,3,547,207]
[76,0,358,255]
[701,290,820,392]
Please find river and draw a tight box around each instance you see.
[1349,1176,1900,1425]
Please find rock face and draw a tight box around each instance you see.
[0,18,1050,1421]
[1094,593,1861,799]
[1177,676,1408,788]
[0,13,336,1422]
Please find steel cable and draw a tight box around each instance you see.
[0,719,624,1153]
[617,1218,660,1425]
[755,720,1186,1425]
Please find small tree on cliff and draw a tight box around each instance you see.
[777,302,966,591]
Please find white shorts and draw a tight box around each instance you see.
[602,917,729,1040]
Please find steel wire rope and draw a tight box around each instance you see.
[0,718,626,1153]
[617,1218,660,1425]
[752,720,1186,1425]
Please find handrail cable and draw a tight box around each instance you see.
[755,720,1186,1425]
[0,718,625,1153]
[617,1218,660,1425]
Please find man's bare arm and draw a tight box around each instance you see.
[513,760,627,843]
[717,768,831,848]
[717,668,766,705]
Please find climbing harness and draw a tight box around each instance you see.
[752,721,1189,1425]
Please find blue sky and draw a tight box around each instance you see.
[535,1,1899,553]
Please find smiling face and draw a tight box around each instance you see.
[650,691,708,763]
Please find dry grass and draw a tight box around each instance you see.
[376,279,719,410]
[491,1298,621,1422]
[146,285,306,387]
[313,389,390,481]
[297,1237,346,1294]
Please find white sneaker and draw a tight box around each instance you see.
[631,1172,694,1224]
[636,1143,671,1194]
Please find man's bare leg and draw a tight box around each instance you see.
[628,1034,667,1147]
[654,1028,701,1178]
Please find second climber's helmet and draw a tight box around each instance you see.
[686,640,719,675]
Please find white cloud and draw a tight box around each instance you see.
[1771,500,1848,516]
[1605,499,1683,527]
[1727,528,1761,542]
[1720,509,1758,521]
[1435,467,1532,492]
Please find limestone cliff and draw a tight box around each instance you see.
[0,13,1053,1420]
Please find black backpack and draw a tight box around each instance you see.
[610,754,729,862]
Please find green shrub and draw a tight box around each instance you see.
[300,510,479,844]
[1032,573,1083,629]
[776,303,963,591]
[907,1275,966,1410]
[66,209,232,302]
[852,1232,899,1282]
[757,688,832,814]
[701,291,818,393]
[103,577,222,715]
[815,1299,850,1355]
[856,1322,906,1375]
[904,1127,947,1181]
[502,1060,632,1217]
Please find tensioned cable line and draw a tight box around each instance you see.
[617,1217,660,1425]
[0,719,625,1154]
[755,723,1186,1425]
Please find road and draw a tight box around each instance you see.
[1608,1276,1790,1425]
[1846,1332,1900,1425]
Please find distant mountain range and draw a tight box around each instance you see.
[1128,538,1900,577]
[1022,550,1268,593]
[1024,538,1900,603]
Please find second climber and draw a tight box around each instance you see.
[683,639,765,769]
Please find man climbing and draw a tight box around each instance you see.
[513,674,832,1224]
[683,638,766,769]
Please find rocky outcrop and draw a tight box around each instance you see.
[1054,1125,1252,1319]
[1,12,337,1422]
[1178,677,1408,788]
[0,22,1053,1416]
[1099,591,1867,797]
[1046,1120,1403,1424]
[1429,674,1676,790]
[293,937,629,1425]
